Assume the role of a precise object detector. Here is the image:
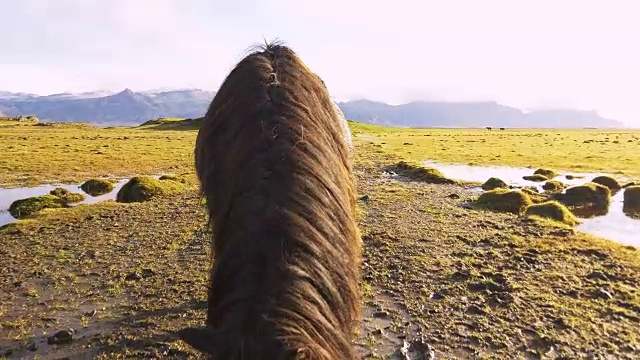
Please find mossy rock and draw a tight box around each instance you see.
[116,176,186,203]
[623,186,640,211]
[81,179,115,196]
[521,187,552,204]
[525,201,578,226]
[561,182,611,207]
[159,174,189,184]
[591,176,621,191]
[475,189,532,214]
[523,174,548,182]
[542,180,566,192]
[534,169,557,179]
[393,161,456,184]
[49,188,86,204]
[481,177,508,191]
[9,195,67,219]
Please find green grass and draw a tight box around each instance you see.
[349,122,640,179]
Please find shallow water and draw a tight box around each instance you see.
[0,179,130,227]
[422,160,639,248]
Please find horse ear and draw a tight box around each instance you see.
[177,326,217,355]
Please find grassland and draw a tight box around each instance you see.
[2,120,639,188]
[350,122,640,180]
[1,119,639,358]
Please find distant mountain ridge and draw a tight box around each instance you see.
[337,99,624,129]
[0,89,624,128]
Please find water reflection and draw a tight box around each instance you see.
[0,179,130,227]
[422,160,639,248]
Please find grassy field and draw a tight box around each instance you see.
[2,120,639,188]
[1,118,639,358]
[350,122,640,180]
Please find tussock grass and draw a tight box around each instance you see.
[116,176,188,203]
[525,201,579,226]
[481,177,508,190]
[80,179,114,196]
[8,195,67,218]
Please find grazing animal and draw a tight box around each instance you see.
[500,127,505,131]
[178,41,362,360]
[486,126,492,131]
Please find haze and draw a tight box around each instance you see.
[2,0,639,126]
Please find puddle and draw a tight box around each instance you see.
[422,160,639,248]
[0,177,163,227]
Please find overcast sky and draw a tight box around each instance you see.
[2,0,639,125]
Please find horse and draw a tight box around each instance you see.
[177,41,362,360]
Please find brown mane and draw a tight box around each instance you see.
[178,41,362,359]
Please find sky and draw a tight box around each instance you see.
[2,0,639,125]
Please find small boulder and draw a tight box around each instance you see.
[9,195,67,219]
[482,177,509,191]
[523,174,548,182]
[475,189,532,214]
[525,201,578,226]
[534,169,558,179]
[49,188,85,204]
[393,161,456,184]
[562,182,611,207]
[80,179,114,196]
[542,180,566,192]
[623,186,640,215]
[591,176,621,192]
[116,176,186,203]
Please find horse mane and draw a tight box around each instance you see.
[179,41,361,359]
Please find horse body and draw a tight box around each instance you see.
[179,42,361,360]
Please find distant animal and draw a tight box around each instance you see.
[178,41,362,360]
[486,126,492,131]
[500,127,505,131]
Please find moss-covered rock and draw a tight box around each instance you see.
[525,201,578,226]
[159,174,189,184]
[8,195,67,219]
[481,177,508,191]
[116,176,186,203]
[49,187,86,204]
[475,189,532,214]
[393,161,456,184]
[521,187,552,204]
[542,180,566,192]
[591,176,621,192]
[623,186,640,211]
[81,179,114,196]
[523,174,548,182]
[561,182,611,207]
[534,169,557,179]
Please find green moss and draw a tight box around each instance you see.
[393,161,456,184]
[534,168,558,179]
[525,201,579,226]
[562,182,611,207]
[81,179,115,196]
[542,180,566,192]
[591,176,621,191]
[9,195,67,218]
[116,176,186,203]
[159,174,189,184]
[475,189,532,214]
[481,177,508,191]
[521,187,552,204]
[49,188,86,204]
[523,174,548,182]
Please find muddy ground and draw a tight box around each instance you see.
[1,144,639,359]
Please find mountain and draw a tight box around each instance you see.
[337,100,624,128]
[0,89,624,128]
[0,89,215,126]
